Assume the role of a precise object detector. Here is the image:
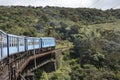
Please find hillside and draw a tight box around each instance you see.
[45,21,120,80]
[0,6,120,36]
[0,6,120,80]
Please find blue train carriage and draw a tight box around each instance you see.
[25,37,41,51]
[41,37,56,51]
[7,34,25,56]
[0,30,7,60]
[33,37,41,49]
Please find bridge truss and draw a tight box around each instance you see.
[0,48,63,80]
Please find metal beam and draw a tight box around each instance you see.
[15,49,61,80]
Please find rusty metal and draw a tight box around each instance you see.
[15,48,63,80]
[0,47,67,80]
[30,59,55,72]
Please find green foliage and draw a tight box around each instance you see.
[35,69,48,80]
[48,50,71,80]
[0,6,120,80]
[69,21,120,80]
[48,71,70,80]
[0,6,119,37]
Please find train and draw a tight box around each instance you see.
[0,30,56,61]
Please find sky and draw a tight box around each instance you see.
[0,0,120,10]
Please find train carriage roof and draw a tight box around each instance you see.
[40,37,55,39]
[25,36,40,39]
[8,33,25,38]
[0,30,6,35]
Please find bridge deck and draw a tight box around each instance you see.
[0,47,66,80]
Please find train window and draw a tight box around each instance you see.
[28,41,30,45]
[3,37,7,47]
[9,37,10,46]
[27,40,29,45]
[0,32,2,35]
[32,40,34,45]
[42,41,44,45]
[20,38,24,46]
[9,37,12,47]
[14,37,15,46]
[14,37,16,46]
[0,36,2,43]
[19,38,21,46]
[34,40,35,45]
[28,39,34,45]
[3,42,7,47]
[37,40,39,44]
[28,39,32,45]
[34,40,39,45]
[14,38,16,46]
[10,37,13,47]
[11,37,12,47]
[0,32,2,43]
[31,39,34,45]
[28,41,29,45]
[22,40,24,46]
[13,37,15,46]
[20,42,22,46]
[16,38,17,46]
[10,37,12,47]
[33,40,34,44]
[14,37,17,46]
[13,37,14,46]
[12,37,14,47]
[9,36,14,47]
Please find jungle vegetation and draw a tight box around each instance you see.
[0,6,120,80]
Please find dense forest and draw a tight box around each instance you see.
[0,6,120,80]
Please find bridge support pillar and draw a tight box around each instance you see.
[54,61,57,70]
[54,50,61,69]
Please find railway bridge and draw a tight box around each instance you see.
[0,47,65,80]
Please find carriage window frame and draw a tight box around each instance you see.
[19,38,24,46]
[12,37,14,47]
[3,36,7,48]
[14,37,17,47]
[34,39,39,45]
[9,37,12,47]
[1,34,7,48]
